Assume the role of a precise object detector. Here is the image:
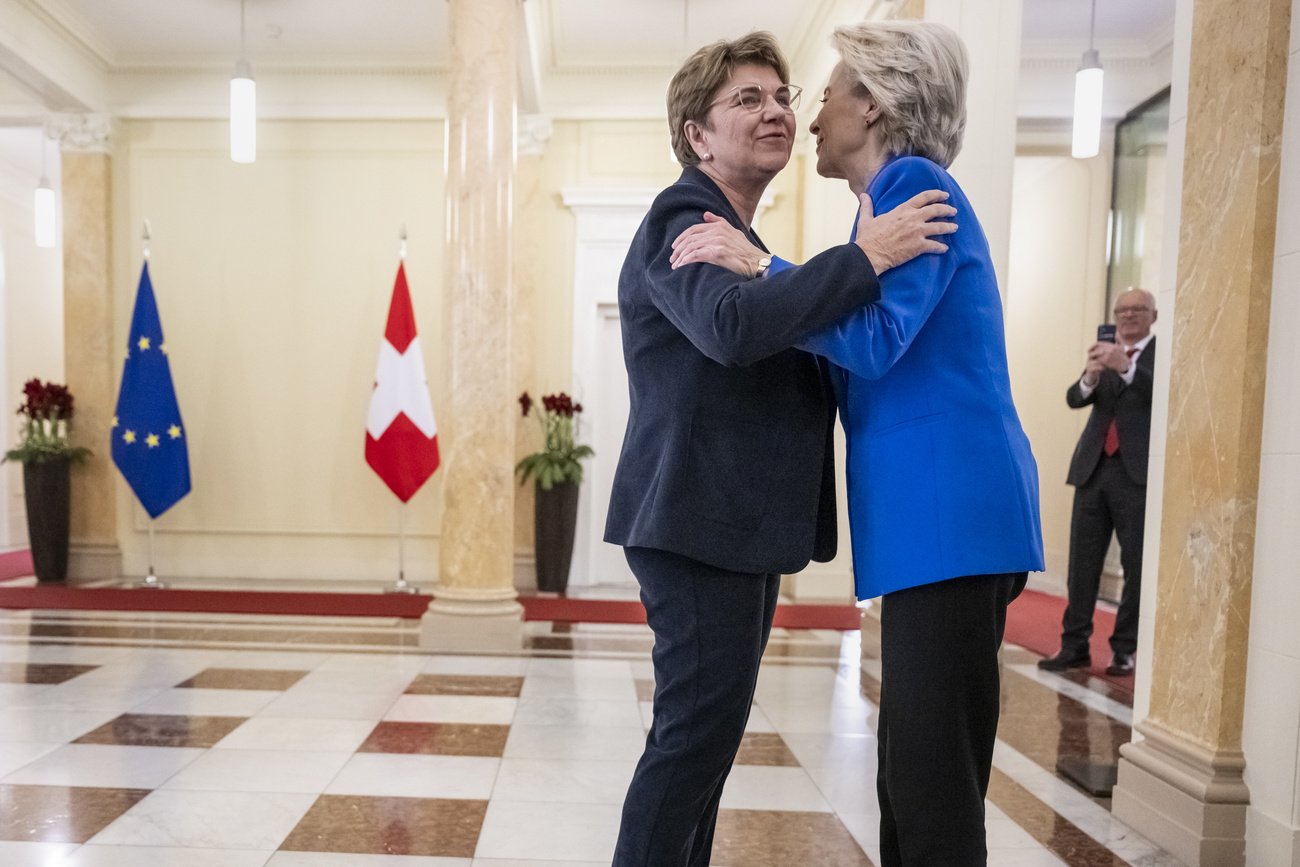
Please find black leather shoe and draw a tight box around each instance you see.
[1037,650,1090,672]
[1106,653,1135,676]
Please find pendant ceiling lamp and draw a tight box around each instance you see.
[230,0,256,164]
[1072,0,1104,159]
[34,134,55,249]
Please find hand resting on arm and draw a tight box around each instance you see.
[669,189,957,276]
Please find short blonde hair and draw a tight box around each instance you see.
[830,20,968,168]
[666,31,790,166]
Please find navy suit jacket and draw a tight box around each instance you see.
[604,166,881,575]
[1066,337,1155,486]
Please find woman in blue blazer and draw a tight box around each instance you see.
[672,21,1044,867]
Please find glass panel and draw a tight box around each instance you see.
[1106,88,1171,315]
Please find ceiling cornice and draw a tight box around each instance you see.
[110,55,447,75]
[23,0,113,69]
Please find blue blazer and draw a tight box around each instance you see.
[604,167,883,575]
[793,157,1044,599]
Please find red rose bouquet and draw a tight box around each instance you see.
[515,391,594,490]
[4,378,92,465]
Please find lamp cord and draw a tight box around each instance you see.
[1089,0,1097,51]
[240,0,247,60]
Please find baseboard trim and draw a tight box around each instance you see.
[67,541,122,583]
[1247,807,1300,867]
[1113,719,1249,867]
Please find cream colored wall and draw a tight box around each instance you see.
[110,119,445,583]
[1005,151,1113,594]
[1243,0,1300,857]
[0,131,64,549]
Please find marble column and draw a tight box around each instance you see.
[423,0,523,648]
[51,114,121,582]
[1111,0,1291,863]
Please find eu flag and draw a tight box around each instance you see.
[111,262,191,518]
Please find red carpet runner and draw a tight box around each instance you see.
[0,582,860,629]
[0,551,1126,683]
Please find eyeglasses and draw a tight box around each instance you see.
[711,84,802,113]
[1113,306,1153,316]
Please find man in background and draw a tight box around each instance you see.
[1040,287,1157,677]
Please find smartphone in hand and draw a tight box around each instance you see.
[1097,324,1117,344]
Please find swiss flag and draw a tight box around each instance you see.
[365,263,440,502]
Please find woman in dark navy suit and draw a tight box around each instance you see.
[604,30,958,867]
[672,21,1045,867]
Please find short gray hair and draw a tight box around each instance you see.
[830,20,968,168]
[666,31,790,166]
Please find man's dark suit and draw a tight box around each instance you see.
[1059,337,1155,659]
[605,166,881,866]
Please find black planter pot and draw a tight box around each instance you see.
[534,480,579,594]
[23,459,71,584]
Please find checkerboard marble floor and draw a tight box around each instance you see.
[0,606,1183,866]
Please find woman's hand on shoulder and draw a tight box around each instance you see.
[854,189,958,274]
[670,212,767,277]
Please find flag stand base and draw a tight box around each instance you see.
[384,576,419,595]
[134,519,167,588]
[136,572,168,590]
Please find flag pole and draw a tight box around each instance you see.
[136,514,167,589]
[384,224,418,595]
[134,220,168,590]
[385,502,417,594]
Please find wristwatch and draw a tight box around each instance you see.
[755,256,772,279]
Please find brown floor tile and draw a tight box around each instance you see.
[997,669,1131,787]
[711,808,873,866]
[988,767,1133,866]
[1002,647,1042,665]
[761,642,842,660]
[73,713,248,748]
[0,621,419,648]
[734,733,800,767]
[525,635,657,654]
[859,669,882,705]
[634,678,656,702]
[0,784,150,843]
[175,667,309,690]
[404,674,523,698]
[861,661,1129,801]
[280,794,487,857]
[0,662,98,684]
[358,721,510,757]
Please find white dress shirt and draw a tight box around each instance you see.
[1077,332,1153,399]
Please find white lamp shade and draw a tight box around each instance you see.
[1072,63,1104,159]
[230,73,257,164]
[34,181,56,248]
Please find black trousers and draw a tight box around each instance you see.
[1061,454,1146,657]
[877,571,1027,867]
[612,546,781,867]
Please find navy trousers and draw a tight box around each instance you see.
[612,546,781,867]
[877,571,1027,867]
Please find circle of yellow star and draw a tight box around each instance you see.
[168,425,182,439]
[111,416,118,428]
[137,336,150,351]
[146,433,160,448]
[123,430,136,444]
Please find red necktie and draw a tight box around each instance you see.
[1102,347,1140,456]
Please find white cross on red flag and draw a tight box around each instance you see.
[365,263,440,502]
